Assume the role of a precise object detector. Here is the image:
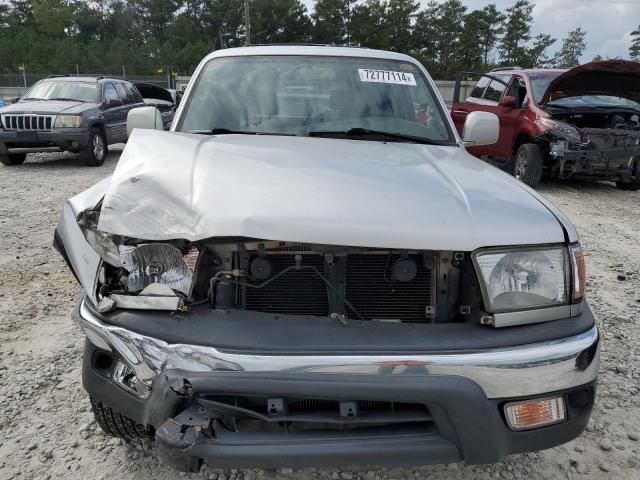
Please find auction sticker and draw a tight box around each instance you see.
[358,69,416,86]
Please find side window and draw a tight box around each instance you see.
[469,77,490,99]
[115,83,132,104]
[103,83,121,106]
[508,76,527,108]
[484,76,510,103]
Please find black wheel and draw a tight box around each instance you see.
[616,159,640,191]
[80,127,107,166]
[513,143,544,188]
[0,152,26,166]
[90,396,153,440]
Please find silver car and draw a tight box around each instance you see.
[54,46,599,473]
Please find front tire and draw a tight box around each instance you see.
[80,127,107,166]
[0,152,26,166]
[616,159,640,191]
[90,396,153,441]
[513,143,543,188]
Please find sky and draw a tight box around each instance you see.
[302,0,640,61]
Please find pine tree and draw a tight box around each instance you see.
[499,0,534,66]
[554,27,587,67]
[630,25,640,61]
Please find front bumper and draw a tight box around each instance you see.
[553,145,640,180]
[74,299,600,470]
[0,127,89,153]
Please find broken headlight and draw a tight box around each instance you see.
[539,117,581,143]
[119,243,199,296]
[473,246,570,313]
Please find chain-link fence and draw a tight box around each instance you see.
[0,72,171,88]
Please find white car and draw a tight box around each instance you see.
[55,46,599,473]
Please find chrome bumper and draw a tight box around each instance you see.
[75,300,600,399]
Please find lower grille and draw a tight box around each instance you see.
[200,394,434,433]
[242,251,434,321]
[1,114,55,131]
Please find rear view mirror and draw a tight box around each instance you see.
[499,95,518,109]
[462,111,499,146]
[127,106,163,136]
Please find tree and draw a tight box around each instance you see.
[350,0,390,50]
[311,0,355,44]
[251,0,311,44]
[384,0,419,52]
[432,0,466,77]
[554,27,587,67]
[458,10,485,73]
[475,4,505,68]
[412,1,439,68]
[499,0,534,66]
[527,33,556,68]
[630,25,640,61]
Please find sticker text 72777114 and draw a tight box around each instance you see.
[358,69,417,86]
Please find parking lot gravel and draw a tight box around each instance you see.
[0,149,639,480]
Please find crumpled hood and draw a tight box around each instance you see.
[97,129,565,251]
[540,60,640,105]
[0,100,97,115]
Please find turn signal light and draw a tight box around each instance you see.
[570,243,586,302]
[504,397,566,431]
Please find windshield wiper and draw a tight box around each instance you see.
[189,128,296,136]
[48,97,82,102]
[22,97,45,101]
[307,128,447,145]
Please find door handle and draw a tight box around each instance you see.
[452,110,469,115]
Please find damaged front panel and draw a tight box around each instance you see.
[91,236,482,324]
[540,108,640,180]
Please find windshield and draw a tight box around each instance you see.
[177,55,454,144]
[530,72,640,108]
[530,73,563,104]
[22,80,98,102]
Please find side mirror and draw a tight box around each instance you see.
[9,97,20,104]
[462,111,499,146]
[499,95,518,109]
[127,106,163,136]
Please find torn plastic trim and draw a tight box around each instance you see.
[97,284,185,313]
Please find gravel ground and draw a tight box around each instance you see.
[0,149,639,480]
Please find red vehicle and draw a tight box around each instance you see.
[450,61,640,189]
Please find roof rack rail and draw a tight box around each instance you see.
[246,43,367,48]
[44,74,123,81]
[490,66,523,72]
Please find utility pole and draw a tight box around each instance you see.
[244,0,251,46]
[219,29,224,49]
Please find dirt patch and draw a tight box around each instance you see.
[0,152,638,480]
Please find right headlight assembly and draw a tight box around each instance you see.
[474,245,582,313]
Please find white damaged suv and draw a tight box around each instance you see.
[55,46,599,472]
